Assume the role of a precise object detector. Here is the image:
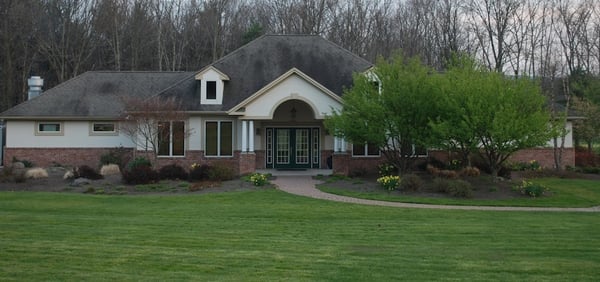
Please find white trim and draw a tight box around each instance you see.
[35,121,63,136]
[242,120,248,152]
[228,68,342,115]
[204,120,234,157]
[157,120,186,157]
[89,122,118,136]
[352,142,381,157]
[194,66,230,81]
[248,121,254,152]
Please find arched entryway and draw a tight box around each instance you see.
[266,99,321,169]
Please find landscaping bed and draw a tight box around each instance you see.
[0,166,271,195]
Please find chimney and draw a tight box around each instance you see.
[27,76,44,100]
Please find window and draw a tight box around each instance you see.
[36,122,63,135]
[352,142,379,157]
[90,122,117,135]
[206,81,217,100]
[205,121,233,157]
[158,121,185,157]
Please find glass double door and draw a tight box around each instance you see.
[267,128,319,169]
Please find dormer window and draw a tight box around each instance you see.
[206,81,217,100]
[195,66,230,105]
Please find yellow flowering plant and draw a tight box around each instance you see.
[377,175,401,191]
[249,173,269,186]
[512,179,547,197]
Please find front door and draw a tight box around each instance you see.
[266,128,319,169]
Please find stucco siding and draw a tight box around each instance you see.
[6,120,133,148]
[243,74,342,120]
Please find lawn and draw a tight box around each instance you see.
[1,190,599,281]
[319,178,600,208]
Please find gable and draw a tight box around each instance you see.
[230,69,343,120]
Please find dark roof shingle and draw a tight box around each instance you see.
[1,35,372,118]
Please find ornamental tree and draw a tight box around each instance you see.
[432,56,554,178]
[120,96,192,162]
[325,55,440,173]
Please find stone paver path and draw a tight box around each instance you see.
[271,176,600,212]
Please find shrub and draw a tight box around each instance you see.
[25,168,49,179]
[100,164,121,176]
[100,147,131,169]
[378,163,396,177]
[575,147,600,167]
[511,160,542,171]
[460,166,480,177]
[63,170,76,180]
[426,164,440,176]
[208,162,235,181]
[189,163,210,181]
[12,157,34,168]
[122,165,159,185]
[471,154,511,178]
[400,174,422,191]
[2,165,14,177]
[446,180,473,198]
[249,173,269,186]
[127,157,152,170]
[439,170,458,179]
[377,175,401,191]
[513,180,547,197]
[426,157,447,170]
[14,171,26,183]
[582,167,600,174]
[159,164,189,180]
[431,177,450,193]
[447,159,462,170]
[77,165,103,180]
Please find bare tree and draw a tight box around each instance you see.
[37,0,97,83]
[467,0,521,72]
[120,96,192,162]
[554,0,593,74]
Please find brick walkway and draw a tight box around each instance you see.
[271,176,600,212]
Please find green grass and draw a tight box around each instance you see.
[1,190,599,280]
[319,178,600,208]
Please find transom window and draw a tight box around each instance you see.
[206,81,217,100]
[205,121,233,157]
[36,122,63,135]
[352,142,379,157]
[158,121,185,157]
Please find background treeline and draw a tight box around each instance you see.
[1,0,599,112]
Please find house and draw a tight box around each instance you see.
[0,35,371,174]
[0,35,575,175]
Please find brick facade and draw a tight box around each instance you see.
[332,152,387,176]
[509,147,575,169]
[4,146,574,175]
[331,147,575,176]
[239,153,256,175]
[4,147,133,168]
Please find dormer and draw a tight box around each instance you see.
[195,66,230,105]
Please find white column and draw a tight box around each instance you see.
[248,120,255,152]
[340,138,346,153]
[241,120,248,153]
[334,137,340,152]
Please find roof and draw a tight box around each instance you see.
[0,71,194,119]
[158,34,373,111]
[1,35,372,119]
